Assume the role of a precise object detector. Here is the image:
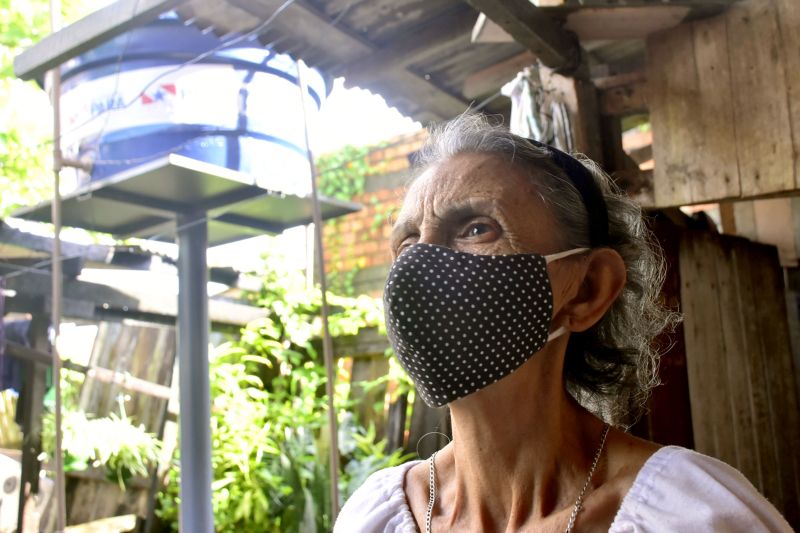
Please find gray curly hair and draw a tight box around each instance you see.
[412,113,678,426]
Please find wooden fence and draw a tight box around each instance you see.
[680,230,800,526]
[66,321,177,527]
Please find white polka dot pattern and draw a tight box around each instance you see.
[383,243,554,408]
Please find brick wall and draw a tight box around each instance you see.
[322,130,427,296]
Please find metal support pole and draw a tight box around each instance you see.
[176,211,214,533]
[48,0,67,529]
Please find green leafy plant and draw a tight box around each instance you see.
[156,250,411,532]
[0,0,100,216]
[316,145,373,200]
[41,394,162,489]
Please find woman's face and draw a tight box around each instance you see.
[390,152,566,260]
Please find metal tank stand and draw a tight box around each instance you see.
[14,154,359,531]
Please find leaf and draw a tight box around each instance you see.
[300,487,318,533]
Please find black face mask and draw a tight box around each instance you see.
[383,243,587,407]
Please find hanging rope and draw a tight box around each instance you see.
[296,59,341,522]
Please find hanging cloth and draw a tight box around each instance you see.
[501,65,574,152]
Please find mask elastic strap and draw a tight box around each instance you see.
[544,247,590,264]
[547,325,568,342]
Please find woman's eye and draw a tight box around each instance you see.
[461,222,496,239]
[466,224,490,237]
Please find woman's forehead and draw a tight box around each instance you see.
[402,153,538,215]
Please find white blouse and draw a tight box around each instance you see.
[334,446,792,532]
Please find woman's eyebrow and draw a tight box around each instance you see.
[390,198,500,242]
[436,198,497,222]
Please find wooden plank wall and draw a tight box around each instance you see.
[70,321,176,525]
[349,356,390,437]
[65,472,148,527]
[679,231,800,526]
[78,321,176,433]
[647,0,800,207]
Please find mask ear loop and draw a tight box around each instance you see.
[547,326,568,342]
[416,431,452,459]
[544,247,590,264]
[544,248,589,341]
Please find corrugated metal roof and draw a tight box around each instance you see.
[14,0,741,123]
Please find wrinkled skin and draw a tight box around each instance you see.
[391,153,659,532]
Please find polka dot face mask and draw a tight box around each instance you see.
[384,243,588,407]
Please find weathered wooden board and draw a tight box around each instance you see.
[647,13,743,206]
[679,233,735,461]
[727,0,795,197]
[732,237,781,503]
[65,472,148,526]
[349,355,390,437]
[750,243,800,524]
[647,0,799,206]
[78,321,176,433]
[690,14,740,203]
[679,232,800,526]
[776,0,800,189]
[647,23,699,206]
[714,239,759,484]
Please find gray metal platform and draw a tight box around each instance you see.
[14,153,360,246]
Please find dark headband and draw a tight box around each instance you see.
[527,139,609,247]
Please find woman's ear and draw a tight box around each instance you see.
[563,248,627,333]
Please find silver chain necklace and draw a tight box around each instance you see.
[425,423,610,533]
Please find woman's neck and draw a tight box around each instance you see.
[435,344,606,530]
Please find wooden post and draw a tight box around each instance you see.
[539,68,604,163]
[16,308,49,533]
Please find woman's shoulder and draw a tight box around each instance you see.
[333,460,422,533]
[610,446,792,532]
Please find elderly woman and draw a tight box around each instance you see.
[334,114,790,532]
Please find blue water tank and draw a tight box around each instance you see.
[59,13,328,196]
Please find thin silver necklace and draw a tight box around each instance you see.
[425,423,610,533]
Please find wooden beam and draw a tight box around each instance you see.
[593,70,645,90]
[471,13,513,43]
[339,10,476,89]
[4,342,172,400]
[3,269,265,327]
[0,222,111,264]
[464,0,582,73]
[599,80,648,116]
[463,51,536,99]
[14,0,184,80]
